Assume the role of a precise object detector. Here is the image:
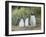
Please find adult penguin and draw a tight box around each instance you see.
[30,12,36,27]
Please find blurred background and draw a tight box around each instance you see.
[12,6,41,31]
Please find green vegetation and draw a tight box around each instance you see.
[12,6,41,26]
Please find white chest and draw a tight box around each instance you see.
[30,15,36,26]
[25,18,29,27]
[19,19,24,27]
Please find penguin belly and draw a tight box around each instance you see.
[19,19,24,27]
[25,18,29,27]
[30,15,36,27]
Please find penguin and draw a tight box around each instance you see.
[19,18,24,27]
[30,12,36,27]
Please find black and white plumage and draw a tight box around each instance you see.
[30,12,36,27]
